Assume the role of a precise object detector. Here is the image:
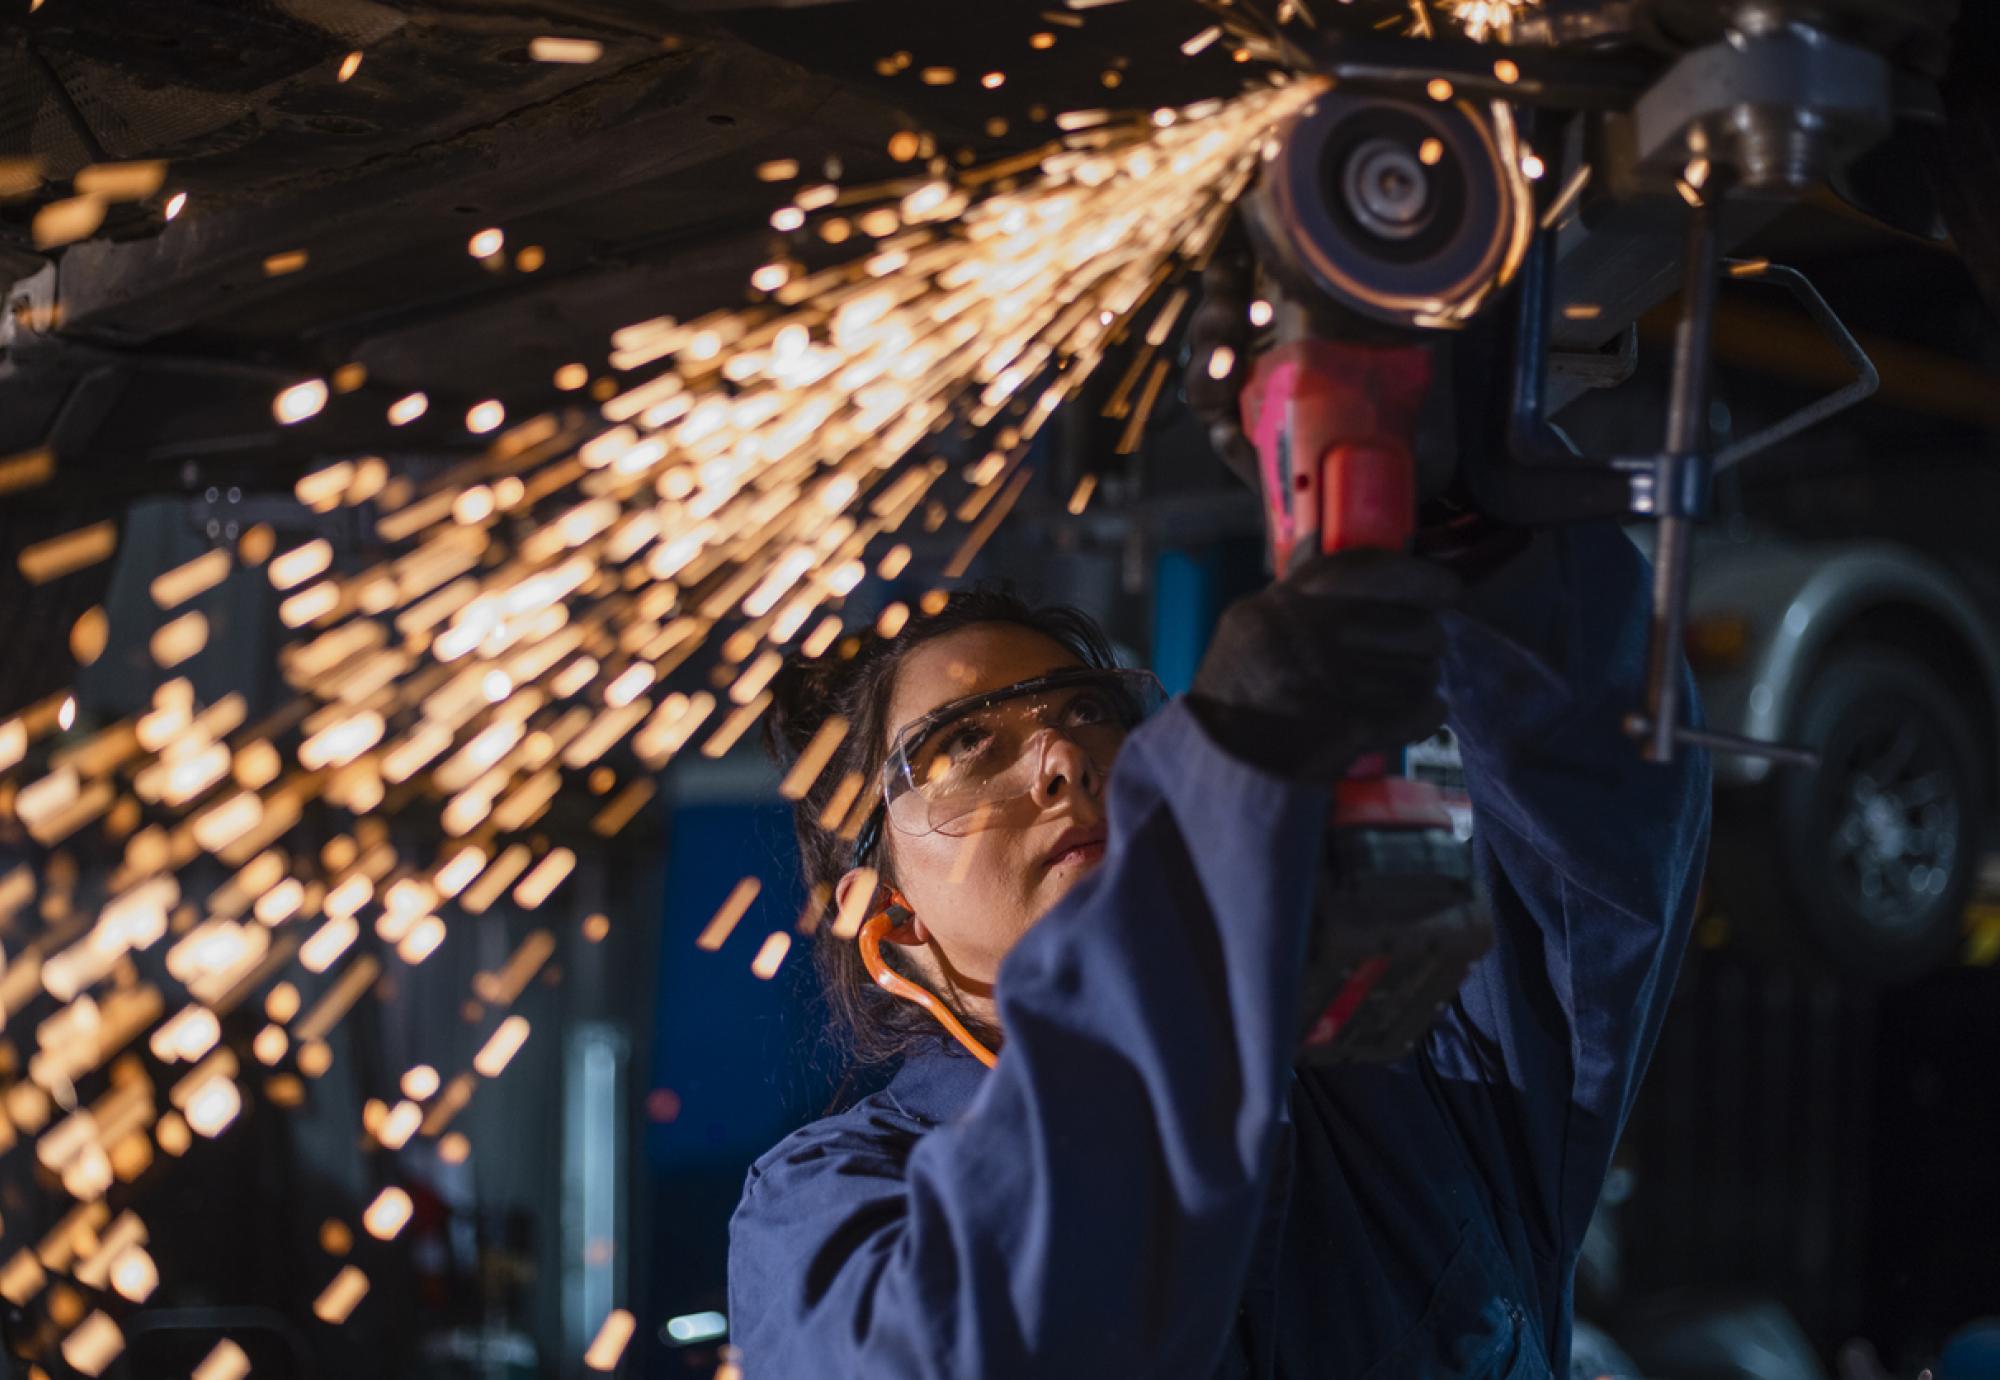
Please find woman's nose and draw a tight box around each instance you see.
[1029,731,1100,807]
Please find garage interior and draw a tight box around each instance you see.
[3,1,2000,1376]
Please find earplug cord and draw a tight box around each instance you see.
[858,908,999,1069]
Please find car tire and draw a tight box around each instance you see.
[1710,649,1985,983]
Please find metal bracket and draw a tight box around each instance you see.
[1548,323,1638,391]
[1298,32,1655,112]
[1712,259,1880,471]
[1626,231,1851,767]
[1629,24,1891,195]
[1468,211,1831,768]
[1622,714,1818,768]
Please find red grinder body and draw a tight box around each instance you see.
[1239,339,1495,1064]
[1238,338,1432,571]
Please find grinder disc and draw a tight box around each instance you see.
[1248,90,1532,332]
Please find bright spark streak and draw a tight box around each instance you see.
[273,379,328,424]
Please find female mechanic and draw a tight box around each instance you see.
[725,494,1710,1377]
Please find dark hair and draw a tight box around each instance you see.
[764,584,1118,1066]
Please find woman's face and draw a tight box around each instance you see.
[846,623,1114,1006]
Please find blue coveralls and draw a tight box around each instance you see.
[728,524,1711,1379]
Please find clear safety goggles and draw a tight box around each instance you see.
[873,666,1164,843]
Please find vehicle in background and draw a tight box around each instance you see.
[1680,526,2000,981]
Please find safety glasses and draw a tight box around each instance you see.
[869,666,1163,847]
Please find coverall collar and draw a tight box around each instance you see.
[882,1044,988,1126]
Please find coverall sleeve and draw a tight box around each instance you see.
[1429,522,1712,1256]
[728,700,1327,1379]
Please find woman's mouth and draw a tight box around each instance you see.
[1043,828,1108,870]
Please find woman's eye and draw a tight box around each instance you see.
[1064,691,1114,725]
[939,724,992,761]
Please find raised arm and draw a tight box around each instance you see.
[1429,522,1712,1255]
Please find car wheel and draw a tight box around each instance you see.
[1711,649,1985,982]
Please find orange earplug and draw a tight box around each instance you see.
[857,900,998,1069]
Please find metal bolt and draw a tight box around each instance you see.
[1629,471,1656,514]
[1343,138,1431,242]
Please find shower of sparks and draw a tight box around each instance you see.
[528,36,604,64]
[0,157,41,198]
[1441,0,1537,41]
[472,1016,532,1077]
[750,931,793,979]
[313,1264,369,1324]
[75,162,167,202]
[1181,26,1223,56]
[32,195,106,250]
[71,607,109,663]
[273,378,329,424]
[584,1308,638,1371]
[362,1186,414,1240]
[0,75,1318,1369]
[1066,473,1097,515]
[18,519,116,583]
[60,1312,122,1375]
[193,1340,251,1380]
[698,878,762,951]
[388,391,430,425]
[0,446,55,495]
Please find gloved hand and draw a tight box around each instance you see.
[1188,549,1456,784]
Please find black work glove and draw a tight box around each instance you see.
[1188,550,1457,784]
